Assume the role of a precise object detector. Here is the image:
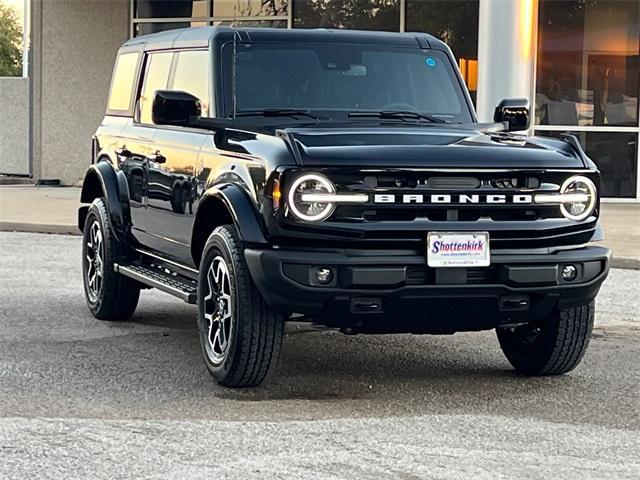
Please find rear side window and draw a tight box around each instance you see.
[140,52,173,124]
[107,52,140,113]
[172,50,210,116]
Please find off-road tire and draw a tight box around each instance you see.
[82,198,140,320]
[197,225,284,388]
[496,302,594,375]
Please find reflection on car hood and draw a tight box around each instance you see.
[283,126,587,169]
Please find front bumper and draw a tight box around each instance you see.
[244,245,611,334]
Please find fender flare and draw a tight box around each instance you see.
[191,184,268,265]
[79,161,132,241]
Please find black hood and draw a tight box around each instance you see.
[282,126,587,170]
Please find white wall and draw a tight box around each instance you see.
[0,77,30,175]
[476,0,538,123]
[32,0,129,185]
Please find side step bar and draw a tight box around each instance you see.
[114,263,198,304]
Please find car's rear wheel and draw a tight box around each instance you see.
[496,302,594,375]
[82,198,140,320]
[197,225,284,388]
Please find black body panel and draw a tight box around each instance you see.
[285,127,587,169]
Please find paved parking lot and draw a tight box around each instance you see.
[0,232,638,479]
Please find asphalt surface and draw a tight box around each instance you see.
[0,232,638,479]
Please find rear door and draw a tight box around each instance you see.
[122,50,174,248]
[103,49,154,233]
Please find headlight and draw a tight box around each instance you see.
[559,175,597,221]
[287,173,336,222]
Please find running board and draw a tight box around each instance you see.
[114,263,197,304]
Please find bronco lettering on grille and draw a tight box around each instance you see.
[372,194,534,204]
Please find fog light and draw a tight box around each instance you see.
[315,267,333,284]
[561,264,578,281]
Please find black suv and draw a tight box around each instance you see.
[79,27,611,387]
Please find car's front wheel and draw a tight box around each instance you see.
[197,225,284,388]
[496,302,594,375]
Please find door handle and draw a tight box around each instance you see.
[115,146,131,158]
[146,151,166,164]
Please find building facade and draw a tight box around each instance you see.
[4,0,639,201]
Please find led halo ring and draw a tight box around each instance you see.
[559,175,597,221]
[287,173,337,222]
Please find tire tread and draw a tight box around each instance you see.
[200,225,283,388]
[497,301,594,376]
[84,198,140,321]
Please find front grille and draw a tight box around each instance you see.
[278,168,599,251]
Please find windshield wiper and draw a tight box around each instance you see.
[348,110,447,124]
[233,109,327,121]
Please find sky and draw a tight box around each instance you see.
[4,0,25,27]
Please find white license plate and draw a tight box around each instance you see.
[427,232,490,268]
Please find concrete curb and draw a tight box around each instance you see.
[1,222,638,271]
[0,177,33,185]
[0,222,80,236]
[611,256,640,271]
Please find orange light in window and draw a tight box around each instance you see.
[520,0,535,60]
[458,58,478,92]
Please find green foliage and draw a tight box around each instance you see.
[295,0,401,32]
[406,0,480,60]
[0,2,23,77]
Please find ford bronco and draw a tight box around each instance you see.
[79,27,611,387]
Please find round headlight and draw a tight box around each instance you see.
[560,175,597,221]
[287,173,336,222]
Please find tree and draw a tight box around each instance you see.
[0,2,23,76]
[294,0,401,32]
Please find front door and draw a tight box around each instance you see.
[134,48,211,266]
[140,127,207,264]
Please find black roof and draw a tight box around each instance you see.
[122,26,450,52]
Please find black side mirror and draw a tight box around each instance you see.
[152,90,201,127]
[494,98,530,132]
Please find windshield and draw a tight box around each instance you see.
[221,42,473,124]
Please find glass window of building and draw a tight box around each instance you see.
[135,21,208,36]
[293,0,400,32]
[535,130,638,198]
[172,50,211,116]
[213,19,288,27]
[135,0,209,18]
[132,0,287,35]
[536,0,640,200]
[107,52,140,112]
[140,52,173,124]
[213,0,288,17]
[406,0,479,104]
[536,0,639,127]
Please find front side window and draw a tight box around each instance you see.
[172,50,210,116]
[107,52,140,113]
[222,43,472,123]
[140,52,173,124]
